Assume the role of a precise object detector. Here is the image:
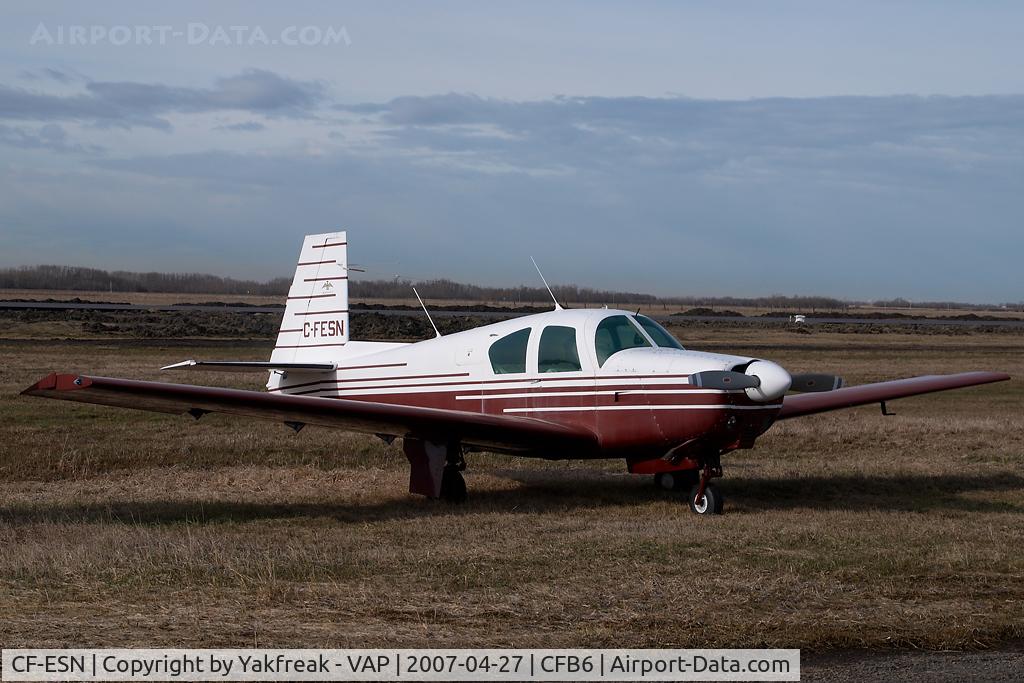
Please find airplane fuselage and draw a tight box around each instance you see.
[268,308,782,465]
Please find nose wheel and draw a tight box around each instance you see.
[688,483,724,515]
[687,455,725,515]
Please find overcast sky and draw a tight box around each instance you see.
[1,1,1022,302]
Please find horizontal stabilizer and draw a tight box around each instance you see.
[160,360,336,373]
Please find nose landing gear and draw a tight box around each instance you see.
[688,455,725,515]
[689,482,724,515]
[647,452,726,514]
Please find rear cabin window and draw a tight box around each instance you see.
[595,315,651,366]
[635,314,685,350]
[489,328,531,374]
[538,325,582,373]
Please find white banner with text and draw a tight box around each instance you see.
[1,649,799,681]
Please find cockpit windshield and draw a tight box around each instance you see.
[595,315,652,366]
[635,315,685,350]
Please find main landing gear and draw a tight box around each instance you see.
[403,437,467,504]
[440,453,468,504]
[654,454,725,515]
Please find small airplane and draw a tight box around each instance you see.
[23,232,1010,514]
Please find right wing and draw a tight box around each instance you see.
[777,371,1009,420]
[22,373,600,457]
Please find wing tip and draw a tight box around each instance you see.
[967,371,1011,384]
[21,372,90,396]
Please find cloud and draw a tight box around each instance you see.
[0,122,103,153]
[18,67,85,84]
[87,69,322,113]
[0,68,324,130]
[337,93,1024,190]
[2,85,1022,301]
[215,121,267,132]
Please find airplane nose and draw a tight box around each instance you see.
[743,360,792,402]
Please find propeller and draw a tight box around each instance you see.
[789,373,844,392]
[689,363,842,402]
[688,370,761,390]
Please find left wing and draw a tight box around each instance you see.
[777,371,1009,420]
[21,373,600,456]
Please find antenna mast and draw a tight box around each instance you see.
[531,256,563,311]
[413,287,442,338]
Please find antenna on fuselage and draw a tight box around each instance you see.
[413,287,442,338]
[530,256,563,311]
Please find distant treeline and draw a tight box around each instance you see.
[0,265,291,296]
[354,278,860,310]
[0,265,1016,311]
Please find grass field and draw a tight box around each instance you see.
[0,324,1021,660]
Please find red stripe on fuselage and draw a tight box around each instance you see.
[271,373,694,394]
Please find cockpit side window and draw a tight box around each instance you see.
[635,314,685,350]
[489,328,531,374]
[594,315,651,367]
[538,325,582,373]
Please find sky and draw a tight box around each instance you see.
[0,1,1022,303]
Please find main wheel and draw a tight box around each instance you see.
[688,483,724,515]
[440,466,467,504]
[654,470,699,491]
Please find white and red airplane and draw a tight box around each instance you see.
[23,232,1009,514]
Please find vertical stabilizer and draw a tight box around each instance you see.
[270,232,349,364]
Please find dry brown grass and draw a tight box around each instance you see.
[0,329,1021,651]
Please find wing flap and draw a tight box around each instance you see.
[22,373,600,456]
[777,371,1009,420]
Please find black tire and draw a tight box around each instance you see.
[654,470,699,491]
[440,466,467,504]
[688,483,724,515]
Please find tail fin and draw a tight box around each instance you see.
[270,232,349,364]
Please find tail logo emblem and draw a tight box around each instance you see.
[321,281,334,290]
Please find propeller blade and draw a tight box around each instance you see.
[789,373,844,392]
[689,370,761,390]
